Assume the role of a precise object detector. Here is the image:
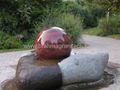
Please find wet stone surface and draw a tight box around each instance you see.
[16,55,62,90]
[58,53,109,85]
[60,71,114,90]
[3,53,113,90]
[0,51,120,90]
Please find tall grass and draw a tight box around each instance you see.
[99,15,120,36]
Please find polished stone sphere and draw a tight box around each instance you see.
[35,27,72,59]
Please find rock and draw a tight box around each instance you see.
[2,52,109,90]
[58,53,109,85]
[16,54,62,90]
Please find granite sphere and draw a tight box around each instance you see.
[35,27,72,59]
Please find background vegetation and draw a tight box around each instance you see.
[0,0,120,50]
[83,0,120,39]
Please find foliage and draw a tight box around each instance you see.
[83,27,102,35]
[0,32,3,49]
[61,1,101,28]
[0,31,9,49]
[55,13,82,45]
[84,27,120,40]
[60,1,82,15]
[91,8,106,18]
[105,34,120,40]
[24,40,34,49]
[0,31,23,49]
[94,0,120,12]
[3,36,23,49]
[0,0,62,41]
[35,13,82,45]
[80,9,98,28]
[81,0,120,12]
[0,0,111,49]
[76,0,85,6]
[99,15,120,36]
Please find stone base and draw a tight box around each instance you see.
[14,52,113,90]
[1,52,117,90]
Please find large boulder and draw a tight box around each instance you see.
[16,53,62,90]
[58,53,109,85]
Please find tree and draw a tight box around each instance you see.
[94,0,120,12]
[0,0,62,40]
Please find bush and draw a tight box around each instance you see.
[91,8,106,18]
[60,1,82,15]
[24,40,34,49]
[80,9,98,28]
[0,32,4,49]
[35,13,82,45]
[55,13,82,45]
[99,15,120,36]
[76,0,85,6]
[57,1,98,29]
[0,0,62,41]
[0,31,9,49]
[3,36,23,49]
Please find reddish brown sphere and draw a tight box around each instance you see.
[35,27,72,59]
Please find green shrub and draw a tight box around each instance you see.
[60,1,82,15]
[0,31,4,41]
[57,1,98,29]
[99,15,120,36]
[3,36,23,49]
[0,32,4,49]
[76,0,85,6]
[80,9,98,28]
[25,40,34,45]
[0,0,62,41]
[35,13,82,45]
[23,40,34,49]
[0,32,24,49]
[55,13,82,45]
[0,31,9,49]
[91,8,106,18]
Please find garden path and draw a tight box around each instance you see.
[73,35,120,64]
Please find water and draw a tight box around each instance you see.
[61,71,114,90]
